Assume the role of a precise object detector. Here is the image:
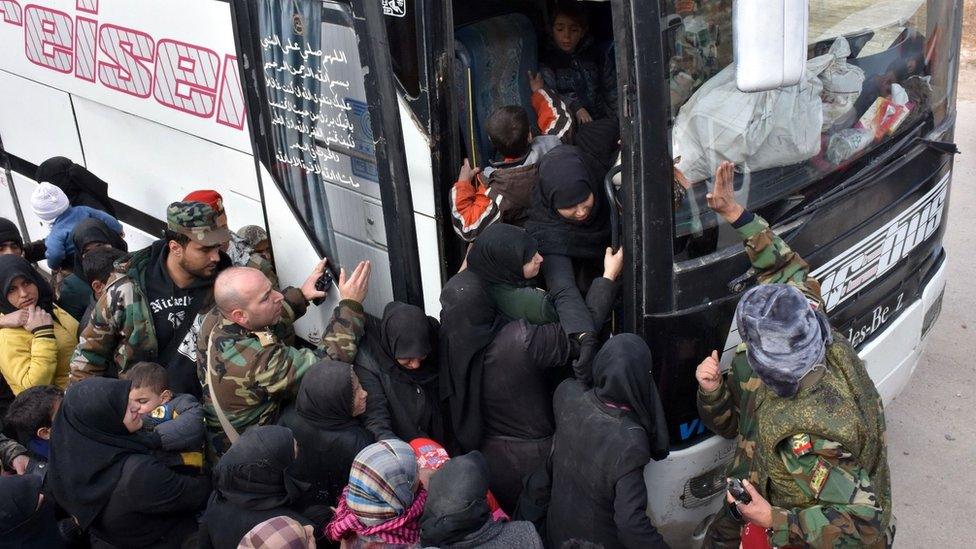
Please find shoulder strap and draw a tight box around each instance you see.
[206,327,239,445]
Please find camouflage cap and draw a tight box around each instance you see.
[167,201,232,247]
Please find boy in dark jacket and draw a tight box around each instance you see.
[77,246,127,336]
[3,385,63,465]
[122,361,206,470]
[540,3,616,124]
[451,75,573,242]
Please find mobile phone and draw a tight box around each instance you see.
[727,478,752,504]
[311,268,334,306]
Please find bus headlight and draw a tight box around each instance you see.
[681,464,727,509]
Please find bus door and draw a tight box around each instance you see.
[229,0,423,326]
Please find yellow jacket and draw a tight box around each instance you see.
[0,306,78,393]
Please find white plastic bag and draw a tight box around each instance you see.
[673,54,833,183]
[820,38,865,132]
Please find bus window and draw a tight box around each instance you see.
[386,5,421,97]
[667,0,958,261]
[253,1,382,260]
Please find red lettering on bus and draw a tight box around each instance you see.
[152,39,219,118]
[216,54,246,130]
[97,23,154,98]
[0,0,23,25]
[74,15,96,81]
[75,0,97,14]
[24,5,73,73]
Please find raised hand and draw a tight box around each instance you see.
[457,159,481,184]
[706,161,743,224]
[528,70,545,93]
[695,350,722,393]
[338,260,371,304]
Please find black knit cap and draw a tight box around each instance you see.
[0,218,23,249]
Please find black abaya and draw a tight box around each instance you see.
[0,474,63,549]
[279,361,373,516]
[48,377,158,529]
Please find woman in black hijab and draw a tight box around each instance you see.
[1,255,79,393]
[547,334,670,549]
[49,377,210,548]
[199,425,312,549]
[466,223,557,324]
[279,360,373,521]
[526,143,616,367]
[57,218,128,321]
[0,474,63,549]
[36,156,116,216]
[420,451,543,549]
[354,301,442,444]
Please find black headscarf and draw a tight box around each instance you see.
[35,157,116,216]
[296,360,358,430]
[0,474,63,548]
[420,451,492,547]
[48,378,157,528]
[439,272,504,452]
[213,425,307,511]
[363,302,439,384]
[0,255,55,314]
[0,217,24,249]
[466,223,539,287]
[525,145,610,259]
[70,218,128,279]
[591,334,670,461]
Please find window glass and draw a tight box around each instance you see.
[386,6,422,97]
[255,0,381,258]
[666,0,957,260]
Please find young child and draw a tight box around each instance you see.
[30,182,123,270]
[3,384,63,464]
[77,246,126,335]
[539,3,615,124]
[121,361,205,470]
[451,75,573,242]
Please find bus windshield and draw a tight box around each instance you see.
[667,0,958,261]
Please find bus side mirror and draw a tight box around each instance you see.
[733,0,808,92]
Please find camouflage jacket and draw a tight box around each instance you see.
[197,290,365,458]
[698,214,893,547]
[69,242,224,382]
[227,231,279,289]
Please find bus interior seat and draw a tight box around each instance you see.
[454,13,538,166]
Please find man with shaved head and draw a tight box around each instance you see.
[197,258,371,459]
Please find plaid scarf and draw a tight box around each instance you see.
[326,486,428,545]
[344,440,418,525]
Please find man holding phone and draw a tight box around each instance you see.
[197,258,371,460]
[694,162,894,548]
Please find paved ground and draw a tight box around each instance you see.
[885,99,976,547]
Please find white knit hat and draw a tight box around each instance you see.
[31,182,70,222]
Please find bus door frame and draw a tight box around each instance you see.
[228,0,426,307]
[611,0,676,333]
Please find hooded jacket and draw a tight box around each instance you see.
[69,240,229,389]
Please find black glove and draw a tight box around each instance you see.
[571,332,597,387]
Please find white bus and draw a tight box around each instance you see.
[0,0,958,543]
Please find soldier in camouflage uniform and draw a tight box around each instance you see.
[198,259,371,459]
[696,162,894,548]
[182,190,280,289]
[70,201,232,397]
